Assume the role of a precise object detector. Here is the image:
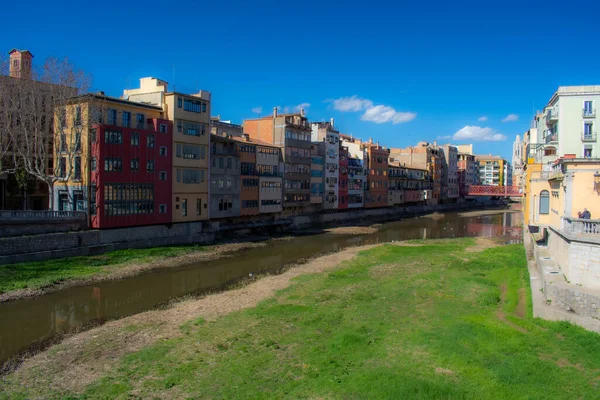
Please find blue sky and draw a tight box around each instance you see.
[3,0,600,160]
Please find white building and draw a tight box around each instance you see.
[311,120,339,210]
[512,134,523,187]
[539,86,600,159]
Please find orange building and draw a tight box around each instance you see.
[363,141,389,208]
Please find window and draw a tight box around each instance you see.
[219,157,224,169]
[147,135,155,148]
[58,191,69,211]
[90,184,97,216]
[584,123,594,136]
[184,99,202,113]
[227,158,232,169]
[103,183,154,216]
[201,146,206,159]
[91,157,97,171]
[584,101,593,115]
[74,157,81,180]
[136,113,144,129]
[160,146,168,156]
[60,133,67,152]
[105,158,122,172]
[131,159,139,171]
[122,111,131,128]
[241,162,256,175]
[59,157,67,178]
[539,190,550,215]
[159,171,167,180]
[160,124,167,133]
[74,106,82,126]
[73,190,84,211]
[159,204,167,214]
[196,199,202,216]
[584,146,593,158]
[108,109,117,125]
[182,169,201,183]
[131,132,140,146]
[105,130,123,144]
[202,102,207,113]
[177,120,183,133]
[90,128,97,143]
[147,160,155,172]
[242,200,259,208]
[178,97,182,108]
[181,199,187,216]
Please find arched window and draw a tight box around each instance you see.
[539,190,550,215]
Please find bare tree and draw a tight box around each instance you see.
[0,54,91,209]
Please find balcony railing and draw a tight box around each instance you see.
[546,108,558,123]
[562,217,600,235]
[582,132,597,142]
[583,108,596,118]
[545,133,558,144]
[548,170,564,180]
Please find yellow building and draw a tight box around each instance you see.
[474,155,510,186]
[124,78,211,222]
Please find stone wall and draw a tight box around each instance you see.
[544,281,600,319]
[0,201,504,265]
[548,226,600,289]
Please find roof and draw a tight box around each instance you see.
[229,135,281,148]
[8,49,34,57]
[66,93,163,110]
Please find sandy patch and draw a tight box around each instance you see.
[4,244,378,395]
[0,242,265,303]
[465,237,499,253]
[325,226,379,235]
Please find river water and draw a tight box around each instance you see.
[0,210,522,364]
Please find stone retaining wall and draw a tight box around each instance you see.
[544,281,600,319]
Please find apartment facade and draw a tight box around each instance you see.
[390,142,442,205]
[312,121,339,210]
[441,144,459,201]
[310,144,324,207]
[210,134,240,219]
[458,153,478,198]
[539,86,600,159]
[342,136,366,209]
[52,94,173,229]
[338,145,349,209]
[255,141,283,214]
[476,155,509,186]
[364,142,389,208]
[512,134,524,188]
[124,77,211,222]
[243,109,311,213]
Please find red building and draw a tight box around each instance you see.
[60,95,173,229]
[338,145,349,209]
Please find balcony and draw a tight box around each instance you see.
[546,108,558,124]
[583,108,596,118]
[562,217,600,235]
[545,133,558,144]
[548,170,564,181]
[582,132,597,142]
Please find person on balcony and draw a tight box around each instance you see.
[582,208,592,219]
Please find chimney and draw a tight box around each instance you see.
[244,133,250,142]
[433,140,437,147]
[300,108,306,117]
[369,137,373,144]
[330,117,334,128]
[9,49,33,80]
[273,107,278,118]
[98,91,105,96]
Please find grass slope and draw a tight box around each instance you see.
[3,238,600,399]
[0,246,205,295]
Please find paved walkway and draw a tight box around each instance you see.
[527,258,600,334]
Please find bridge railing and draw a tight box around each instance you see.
[466,185,523,196]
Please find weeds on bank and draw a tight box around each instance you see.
[0,245,206,294]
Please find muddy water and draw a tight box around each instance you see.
[0,210,522,363]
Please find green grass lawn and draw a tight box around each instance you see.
[4,238,600,399]
[0,245,205,295]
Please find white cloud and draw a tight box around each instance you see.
[478,116,488,122]
[332,96,374,112]
[361,105,416,124]
[502,114,519,122]
[331,95,416,124]
[436,135,452,140]
[293,102,310,113]
[452,126,507,142]
[251,107,262,115]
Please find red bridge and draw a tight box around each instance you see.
[467,185,523,197]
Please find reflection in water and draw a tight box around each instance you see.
[0,210,522,363]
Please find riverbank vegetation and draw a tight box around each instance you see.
[0,242,265,301]
[2,238,600,399]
